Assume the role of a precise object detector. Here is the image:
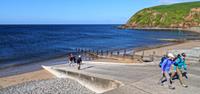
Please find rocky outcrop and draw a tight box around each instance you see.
[183,8,200,28]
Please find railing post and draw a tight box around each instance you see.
[117,51,120,56]
[92,49,95,54]
[96,50,99,55]
[88,49,91,53]
[152,51,155,61]
[84,49,87,55]
[78,48,80,53]
[123,49,126,56]
[141,50,144,59]
[110,51,113,56]
[81,49,84,53]
[132,50,135,60]
[101,50,103,56]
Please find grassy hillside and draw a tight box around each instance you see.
[126,1,200,28]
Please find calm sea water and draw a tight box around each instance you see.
[0,25,198,68]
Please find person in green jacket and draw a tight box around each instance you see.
[171,53,188,88]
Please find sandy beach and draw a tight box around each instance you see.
[135,40,200,63]
[93,40,200,63]
[135,40,200,56]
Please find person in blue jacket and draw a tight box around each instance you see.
[159,55,167,67]
[160,53,175,89]
[158,55,167,85]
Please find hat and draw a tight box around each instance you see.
[78,55,81,58]
[168,53,175,58]
[181,53,186,57]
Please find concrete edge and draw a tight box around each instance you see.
[42,65,124,94]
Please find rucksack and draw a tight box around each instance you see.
[174,56,182,66]
[159,56,167,67]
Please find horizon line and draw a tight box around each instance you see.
[0,23,123,25]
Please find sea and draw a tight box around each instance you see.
[0,24,199,76]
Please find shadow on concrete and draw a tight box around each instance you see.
[81,66,94,70]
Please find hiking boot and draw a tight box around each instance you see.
[168,86,175,90]
[182,84,188,88]
[157,81,164,86]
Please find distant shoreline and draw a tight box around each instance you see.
[118,26,200,34]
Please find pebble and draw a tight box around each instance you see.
[0,78,95,94]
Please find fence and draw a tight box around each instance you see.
[73,48,158,63]
[69,47,200,63]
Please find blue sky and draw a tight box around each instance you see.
[0,0,198,24]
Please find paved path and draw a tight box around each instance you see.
[49,61,200,94]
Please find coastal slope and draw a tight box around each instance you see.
[123,1,200,29]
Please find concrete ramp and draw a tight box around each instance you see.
[42,65,123,93]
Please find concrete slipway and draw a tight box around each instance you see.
[42,61,200,94]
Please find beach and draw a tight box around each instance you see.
[1,40,200,90]
[135,40,200,57]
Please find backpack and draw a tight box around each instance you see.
[159,56,167,67]
[174,56,182,66]
[77,58,82,64]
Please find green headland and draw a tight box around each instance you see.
[122,1,200,29]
